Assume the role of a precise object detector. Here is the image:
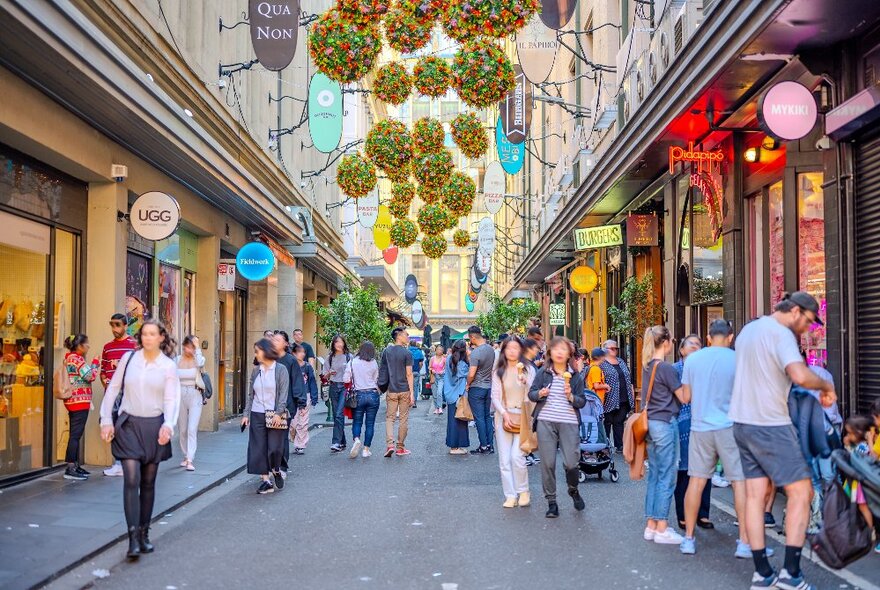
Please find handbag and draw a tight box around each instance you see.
[345,389,359,409]
[111,352,134,425]
[500,378,522,434]
[198,371,213,400]
[52,361,73,400]
[455,394,474,421]
[631,361,659,446]
[264,409,290,429]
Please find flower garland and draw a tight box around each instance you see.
[413,149,453,190]
[389,182,416,218]
[442,171,476,217]
[373,62,413,105]
[417,203,451,236]
[336,153,377,198]
[443,0,539,43]
[413,56,452,98]
[390,219,419,247]
[453,228,470,247]
[421,234,447,259]
[308,10,382,84]
[385,1,434,54]
[452,40,515,108]
[365,119,413,172]
[413,117,445,155]
[450,112,488,159]
[337,0,389,25]
[417,183,442,205]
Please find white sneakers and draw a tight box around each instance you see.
[362,447,372,458]
[349,438,364,459]
[103,462,123,477]
[644,527,684,545]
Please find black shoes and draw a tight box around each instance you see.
[470,445,496,455]
[63,466,87,481]
[525,453,540,466]
[75,463,90,476]
[569,488,585,511]
[138,526,154,553]
[257,480,275,494]
[126,526,141,560]
[273,470,285,490]
[545,502,559,518]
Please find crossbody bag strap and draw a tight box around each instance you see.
[643,361,660,408]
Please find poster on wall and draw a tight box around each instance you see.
[158,263,180,342]
[183,272,194,337]
[125,252,152,336]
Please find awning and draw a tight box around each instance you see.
[355,264,400,299]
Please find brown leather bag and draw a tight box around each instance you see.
[500,378,522,434]
[631,361,659,445]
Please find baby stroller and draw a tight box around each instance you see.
[577,390,619,482]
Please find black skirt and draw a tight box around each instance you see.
[112,413,172,464]
[247,411,285,475]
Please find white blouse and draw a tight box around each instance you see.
[251,362,277,414]
[100,350,181,433]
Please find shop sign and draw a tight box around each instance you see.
[483,161,505,214]
[668,142,724,175]
[357,190,379,228]
[626,214,658,247]
[516,14,559,84]
[475,247,492,277]
[217,262,236,291]
[130,191,180,241]
[500,65,532,145]
[382,245,398,264]
[540,0,578,30]
[465,293,475,312]
[249,0,299,71]
[572,224,623,251]
[373,205,392,250]
[308,73,343,153]
[477,217,496,254]
[495,117,524,175]
[825,85,880,140]
[549,303,566,326]
[404,274,418,304]
[758,81,818,141]
[411,299,424,325]
[0,210,50,255]
[236,241,276,281]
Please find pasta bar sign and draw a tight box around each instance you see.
[249,0,299,71]
[573,224,623,251]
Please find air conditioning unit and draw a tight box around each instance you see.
[572,149,595,188]
[616,27,652,89]
[620,71,632,126]
[653,0,686,24]
[673,0,703,54]
[552,153,574,190]
[647,25,670,88]
[633,56,647,109]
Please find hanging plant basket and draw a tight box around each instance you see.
[443,171,476,217]
[390,218,419,247]
[417,203,451,236]
[452,40,515,108]
[450,112,489,159]
[413,56,452,98]
[444,210,458,230]
[366,119,414,172]
[373,62,413,105]
[413,117,445,155]
[336,152,377,198]
[418,183,442,205]
[443,0,539,43]
[385,0,434,54]
[389,182,416,218]
[414,149,454,190]
[308,10,382,84]
[422,234,448,259]
[386,160,412,183]
[337,0,390,25]
[453,228,470,247]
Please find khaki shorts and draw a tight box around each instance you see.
[687,427,744,481]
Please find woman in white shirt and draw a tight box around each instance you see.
[242,338,290,495]
[176,335,205,472]
[344,341,380,458]
[100,319,180,561]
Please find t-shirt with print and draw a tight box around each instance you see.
[469,343,495,389]
[643,360,682,423]
[729,315,803,426]
[681,346,736,432]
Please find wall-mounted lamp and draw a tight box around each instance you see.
[761,137,780,151]
[744,146,761,163]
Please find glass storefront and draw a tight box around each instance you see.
[798,172,827,365]
[768,180,785,309]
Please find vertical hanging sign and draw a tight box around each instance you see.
[308,73,344,153]
[516,15,559,84]
[249,0,300,71]
[500,65,532,145]
[483,161,506,214]
[495,117,525,175]
[539,0,578,30]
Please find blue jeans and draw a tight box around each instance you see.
[329,382,347,446]
[413,374,422,400]
[468,386,493,448]
[645,418,679,521]
[352,390,380,448]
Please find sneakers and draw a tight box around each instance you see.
[449,448,468,455]
[503,496,517,508]
[330,444,343,453]
[383,446,395,458]
[525,455,536,467]
[545,502,559,518]
[643,527,656,541]
[103,462,123,477]
[75,464,90,476]
[735,541,775,559]
[185,461,195,472]
[293,448,305,455]
[776,569,814,590]
[652,528,684,545]
[874,541,880,554]
[712,472,731,488]
[63,466,87,481]
[180,459,189,467]
[517,492,530,507]
[395,448,411,456]
[279,469,288,480]
[362,448,372,458]
[257,480,275,494]
[273,470,285,490]
[764,512,777,527]
[680,537,696,555]
[350,438,363,458]
[750,571,779,589]
[470,445,490,455]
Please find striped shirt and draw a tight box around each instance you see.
[100,336,137,386]
[537,375,578,425]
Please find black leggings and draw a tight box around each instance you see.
[65,409,89,464]
[122,459,159,528]
[604,404,629,450]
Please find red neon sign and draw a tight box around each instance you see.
[669,141,724,174]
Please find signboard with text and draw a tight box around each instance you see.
[130,191,180,241]
[549,303,566,326]
[217,263,236,291]
[626,214,658,247]
[573,224,623,251]
[249,0,299,71]
[758,80,818,141]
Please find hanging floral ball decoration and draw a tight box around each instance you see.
[386,160,412,183]
[452,40,515,108]
[413,117,445,155]
[366,119,413,172]
[337,0,390,25]
[309,11,382,84]
[417,183,442,204]
[413,56,452,98]
[413,0,448,19]
[444,210,459,230]
[453,228,470,247]
[417,203,451,236]
[336,152,377,198]
[385,1,434,54]
[443,0,539,43]
[390,219,419,247]
[450,112,489,159]
[373,62,412,105]
[422,234,448,259]
[443,171,476,217]
[389,182,416,218]
[414,149,454,190]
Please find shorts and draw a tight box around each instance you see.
[733,423,812,487]
[688,427,744,481]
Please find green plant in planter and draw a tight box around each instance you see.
[304,277,391,353]
[607,272,665,341]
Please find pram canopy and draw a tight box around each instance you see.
[579,391,609,453]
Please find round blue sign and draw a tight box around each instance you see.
[236,242,276,281]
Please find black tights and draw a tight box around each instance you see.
[122,459,159,529]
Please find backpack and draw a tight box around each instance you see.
[53,362,73,400]
[808,479,873,569]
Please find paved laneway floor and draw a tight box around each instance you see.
[73,406,877,590]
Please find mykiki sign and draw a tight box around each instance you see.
[669,141,724,175]
[236,241,276,281]
[249,0,299,71]
[573,224,623,251]
[130,192,180,241]
[758,81,818,141]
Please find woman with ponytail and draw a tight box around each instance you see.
[641,325,690,546]
[62,334,98,481]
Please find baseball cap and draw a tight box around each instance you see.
[785,291,824,325]
[590,347,606,360]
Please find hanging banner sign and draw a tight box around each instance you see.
[477,217,496,254]
[758,80,818,141]
[470,268,483,292]
[516,14,559,84]
[373,205,392,250]
[483,161,506,214]
[236,241,276,281]
[500,65,533,145]
[130,191,180,241]
[308,73,343,153]
[549,302,566,326]
[382,245,399,264]
[495,117,524,175]
[573,224,623,251]
[668,141,724,175]
[465,295,475,312]
[357,190,379,228]
[411,299,424,325]
[539,0,578,30]
[404,274,418,304]
[475,247,492,276]
[217,263,236,291]
[626,214,659,247]
[249,0,299,71]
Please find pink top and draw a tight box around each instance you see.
[430,355,446,375]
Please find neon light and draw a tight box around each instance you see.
[669,141,724,174]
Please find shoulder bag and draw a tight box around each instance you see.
[501,375,522,434]
[259,370,289,429]
[344,360,359,409]
[53,359,73,400]
[111,352,134,425]
[631,361,659,445]
[455,393,474,421]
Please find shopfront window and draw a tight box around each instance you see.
[126,252,152,336]
[52,230,78,464]
[798,172,826,366]
[768,180,785,309]
[746,192,765,318]
[158,264,180,345]
[692,171,724,305]
[183,271,195,337]
[439,256,459,312]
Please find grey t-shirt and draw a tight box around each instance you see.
[381,345,413,393]
[643,360,682,423]
[681,346,736,432]
[469,343,496,389]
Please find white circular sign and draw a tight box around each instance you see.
[129,191,180,241]
[357,190,380,228]
[476,247,492,275]
[516,14,559,84]
[477,217,496,254]
[411,299,424,325]
[483,161,505,215]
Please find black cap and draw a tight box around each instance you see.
[591,347,606,360]
[785,291,824,325]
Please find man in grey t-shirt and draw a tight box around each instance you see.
[466,326,496,454]
[378,327,414,457]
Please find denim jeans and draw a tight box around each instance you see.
[329,382,347,446]
[431,376,444,409]
[645,417,679,521]
[413,374,422,399]
[468,386,493,447]
[352,390,380,448]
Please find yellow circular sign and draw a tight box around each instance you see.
[373,205,392,250]
[569,265,598,294]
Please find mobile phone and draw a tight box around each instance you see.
[240,423,247,432]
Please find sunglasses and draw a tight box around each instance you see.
[607,347,619,351]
